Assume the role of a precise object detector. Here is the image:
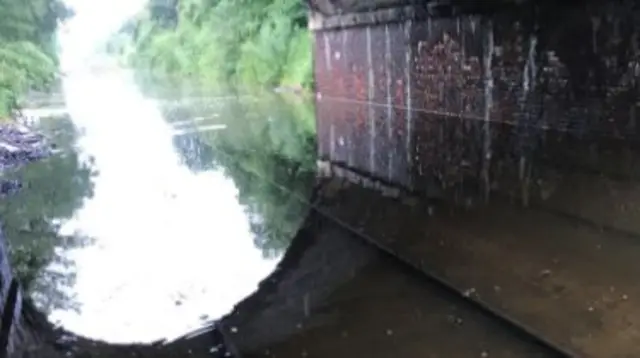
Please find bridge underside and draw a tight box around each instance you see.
[312,0,640,206]
[306,0,562,17]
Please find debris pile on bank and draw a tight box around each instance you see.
[0,123,52,172]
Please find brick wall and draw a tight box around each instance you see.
[314,2,640,203]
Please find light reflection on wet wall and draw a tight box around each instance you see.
[314,3,640,205]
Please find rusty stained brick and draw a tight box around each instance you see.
[315,21,413,187]
[411,17,480,116]
[315,1,640,196]
[409,17,486,194]
[316,29,348,163]
[343,26,369,172]
[369,24,389,178]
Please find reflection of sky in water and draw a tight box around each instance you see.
[49,70,277,342]
[41,0,283,343]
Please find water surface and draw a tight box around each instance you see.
[1,69,316,343]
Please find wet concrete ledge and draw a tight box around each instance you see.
[315,165,640,357]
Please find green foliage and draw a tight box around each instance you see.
[0,0,72,116]
[209,96,316,258]
[118,0,312,91]
[0,41,57,111]
[169,94,316,258]
[0,116,97,315]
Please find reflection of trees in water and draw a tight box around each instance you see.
[172,132,216,172]
[214,96,316,258]
[0,116,96,315]
[170,95,316,258]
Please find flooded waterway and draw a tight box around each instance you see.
[1,69,317,344]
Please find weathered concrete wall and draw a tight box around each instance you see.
[307,0,408,16]
[314,1,640,204]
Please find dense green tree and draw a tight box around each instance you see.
[0,0,72,116]
[0,116,97,315]
[112,0,312,91]
[182,94,316,258]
